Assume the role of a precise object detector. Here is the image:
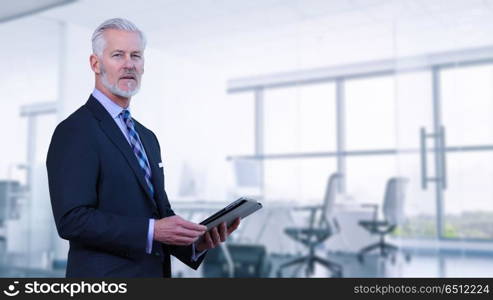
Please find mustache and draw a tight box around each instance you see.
[119,71,138,80]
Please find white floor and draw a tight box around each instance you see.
[2,250,492,278]
[268,251,493,278]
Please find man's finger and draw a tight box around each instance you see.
[178,227,204,239]
[180,220,207,232]
[211,227,220,245]
[174,236,196,245]
[205,232,214,249]
[219,222,227,242]
[227,218,240,234]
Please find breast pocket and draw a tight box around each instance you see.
[157,162,164,174]
[151,161,165,191]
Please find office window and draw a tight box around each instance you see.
[226,92,255,155]
[441,64,493,146]
[263,83,336,154]
[264,158,336,204]
[394,71,433,150]
[345,76,396,150]
[444,152,493,239]
[345,156,397,205]
[394,152,438,238]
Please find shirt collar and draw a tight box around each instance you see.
[92,88,130,119]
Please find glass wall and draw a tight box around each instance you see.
[394,70,437,239]
[440,64,493,240]
[345,76,396,151]
[264,83,336,154]
[232,61,493,244]
[263,83,337,204]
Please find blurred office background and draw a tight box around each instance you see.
[1,0,493,277]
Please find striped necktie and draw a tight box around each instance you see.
[120,109,155,197]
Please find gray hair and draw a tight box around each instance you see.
[91,18,146,57]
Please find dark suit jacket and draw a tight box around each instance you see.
[46,95,205,277]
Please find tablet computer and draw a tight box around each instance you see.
[199,197,262,230]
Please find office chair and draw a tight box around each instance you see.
[277,173,343,277]
[357,177,410,263]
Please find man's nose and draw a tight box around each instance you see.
[123,56,135,69]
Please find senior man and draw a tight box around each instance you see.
[46,18,239,277]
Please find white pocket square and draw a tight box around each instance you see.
[158,162,163,168]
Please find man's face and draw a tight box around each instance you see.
[97,29,144,98]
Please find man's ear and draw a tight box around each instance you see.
[90,54,101,74]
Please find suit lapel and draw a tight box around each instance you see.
[85,96,157,211]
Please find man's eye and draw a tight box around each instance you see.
[112,53,122,57]
[132,55,141,58]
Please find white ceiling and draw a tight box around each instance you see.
[26,0,493,68]
[34,1,493,39]
[0,0,75,23]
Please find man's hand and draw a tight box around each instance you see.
[153,215,207,246]
[195,217,240,252]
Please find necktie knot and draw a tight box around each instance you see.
[121,109,131,121]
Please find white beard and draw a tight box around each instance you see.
[100,63,140,98]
